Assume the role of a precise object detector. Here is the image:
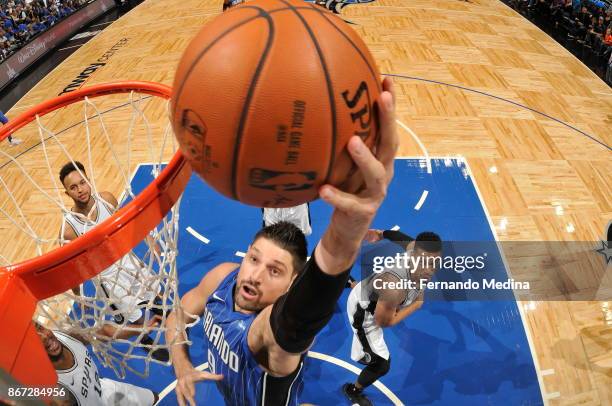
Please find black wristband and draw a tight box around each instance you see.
[270,253,352,353]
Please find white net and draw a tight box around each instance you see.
[0,88,197,379]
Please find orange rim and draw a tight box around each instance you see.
[0,81,191,389]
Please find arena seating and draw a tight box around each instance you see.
[1,0,89,61]
[505,0,612,84]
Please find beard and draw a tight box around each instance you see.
[235,296,262,312]
[234,282,265,312]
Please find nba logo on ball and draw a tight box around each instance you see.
[170,0,381,208]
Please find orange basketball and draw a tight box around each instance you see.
[170,0,381,208]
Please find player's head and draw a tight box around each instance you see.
[412,231,442,280]
[33,322,64,362]
[59,161,91,205]
[236,221,307,312]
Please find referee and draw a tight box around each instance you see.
[342,229,442,405]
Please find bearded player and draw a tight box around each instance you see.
[166,78,398,405]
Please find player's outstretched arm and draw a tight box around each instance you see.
[66,315,163,345]
[315,79,397,275]
[167,262,235,406]
[249,78,398,376]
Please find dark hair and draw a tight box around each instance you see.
[415,231,442,253]
[253,221,308,273]
[59,161,85,186]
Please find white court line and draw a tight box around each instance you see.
[541,369,555,376]
[414,190,429,211]
[70,30,102,41]
[462,159,548,405]
[90,21,112,27]
[395,123,432,212]
[235,251,246,258]
[58,44,82,51]
[156,353,405,405]
[186,226,210,244]
[307,351,403,405]
[396,120,431,174]
[544,392,560,399]
[157,362,209,401]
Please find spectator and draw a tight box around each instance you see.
[0,0,83,59]
[31,16,45,34]
[45,11,57,27]
[24,4,35,21]
[15,23,29,43]
[0,27,8,43]
[592,15,606,35]
[551,0,565,18]
[503,0,611,83]
[605,25,612,45]
[562,0,574,17]
[584,13,606,45]
[60,4,74,17]
[14,5,27,25]
[3,19,14,31]
[1,42,10,60]
[575,6,592,38]
[37,3,50,17]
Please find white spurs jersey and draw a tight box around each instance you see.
[63,193,131,281]
[62,194,142,277]
[62,194,114,238]
[62,194,158,323]
[54,331,104,406]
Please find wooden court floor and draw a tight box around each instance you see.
[0,0,610,404]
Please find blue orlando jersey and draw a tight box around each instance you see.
[203,269,304,405]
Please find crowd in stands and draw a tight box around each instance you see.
[1,0,89,61]
[507,0,612,84]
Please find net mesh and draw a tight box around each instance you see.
[0,88,197,379]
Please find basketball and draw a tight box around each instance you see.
[170,0,381,208]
